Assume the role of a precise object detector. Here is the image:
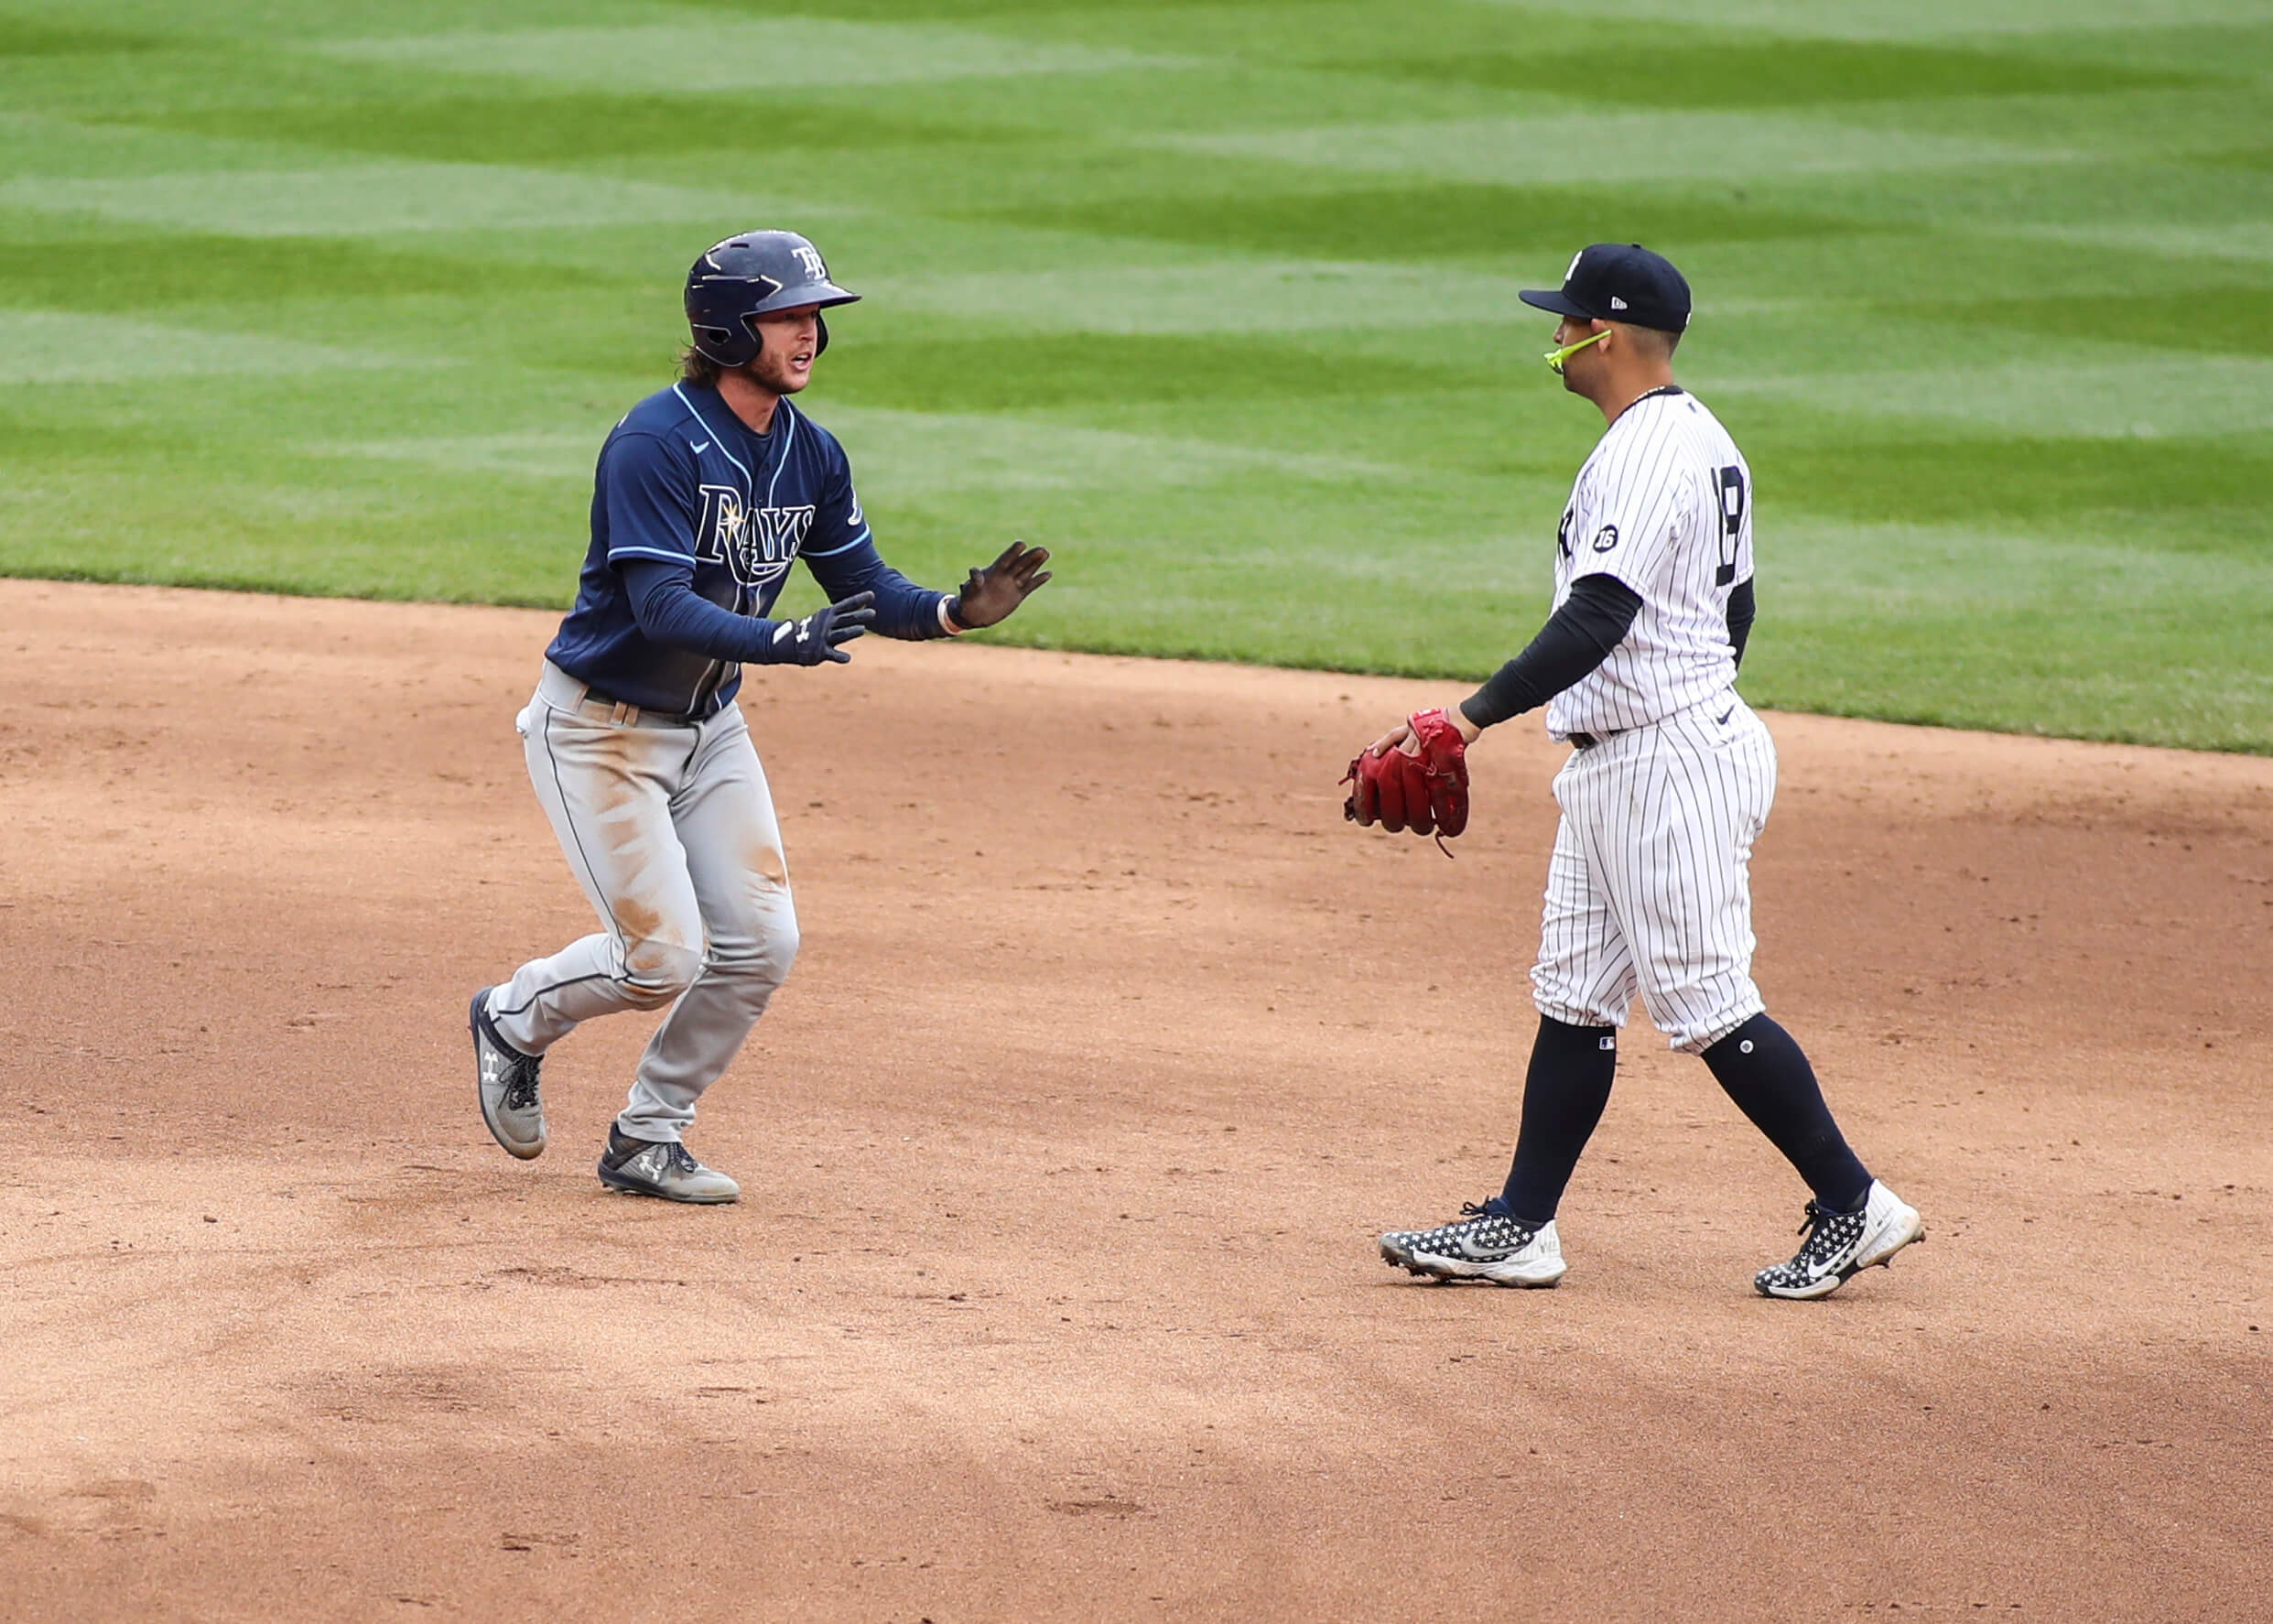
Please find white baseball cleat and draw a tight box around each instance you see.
[1754,1179,1922,1300]
[1380,1198,1566,1287]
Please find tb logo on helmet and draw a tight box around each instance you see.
[684,230,861,369]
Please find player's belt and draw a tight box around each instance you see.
[1567,729,1624,750]
[579,681,655,715]
[538,661,712,728]
[579,682,720,726]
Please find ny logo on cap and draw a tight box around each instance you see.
[1565,250,1585,283]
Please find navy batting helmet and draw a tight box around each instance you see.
[685,230,860,368]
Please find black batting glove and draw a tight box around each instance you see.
[760,590,874,666]
[948,541,1053,630]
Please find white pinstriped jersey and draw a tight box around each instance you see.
[1544,388,1753,739]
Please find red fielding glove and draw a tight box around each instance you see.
[1343,709,1469,847]
[1405,708,1469,839]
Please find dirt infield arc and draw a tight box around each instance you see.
[2,581,2268,1621]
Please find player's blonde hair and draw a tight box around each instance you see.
[677,344,725,387]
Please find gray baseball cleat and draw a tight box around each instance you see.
[1380,1197,1566,1287]
[1754,1179,1922,1299]
[471,987,546,1160]
[597,1127,741,1204]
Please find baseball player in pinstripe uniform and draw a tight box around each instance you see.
[1373,244,1922,1298]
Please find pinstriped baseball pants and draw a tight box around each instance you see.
[1531,689,1774,1053]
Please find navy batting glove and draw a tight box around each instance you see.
[764,590,874,666]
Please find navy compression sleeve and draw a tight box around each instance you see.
[801,536,951,641]
[622,558,787,664]
[1726,576,1756,670]
[1458,574,1644,731]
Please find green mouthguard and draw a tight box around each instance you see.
[1544,328,1611,375]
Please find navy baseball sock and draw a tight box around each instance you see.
[1499,1015,1619,1224]
[1701,1013,1871,1213]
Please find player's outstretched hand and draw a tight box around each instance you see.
[767,590,875,666]
[950,541,1052,630]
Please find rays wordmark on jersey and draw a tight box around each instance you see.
[696,484,815,586]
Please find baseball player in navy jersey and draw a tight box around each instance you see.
[469,230,1049,1203]
[1372,244,1922,1297]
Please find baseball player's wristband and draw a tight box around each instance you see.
[937,597,969,636]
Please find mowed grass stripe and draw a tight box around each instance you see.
[0,16,169,55]
[138,92,1040,164]
[315,18,1191,90]
[1818,84,2273,162]
[821,332,1489,409]
[0,0,2266,752]
[308,408,1415,495]
[1499,0,2273,40]
[1748,154,2273,235]
[1714,355,2273,438]
[1352,38,2208,104]
[1761,429,2273,539]
[1166,109,2073,184]
[0,163,775,235]
[1893,287,2273,359]
[2007,220,2273,264]
[981,182,1853,261]
[0,310,441,384]
[0,233,641,309]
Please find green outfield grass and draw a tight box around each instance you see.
[3,1,2269,750]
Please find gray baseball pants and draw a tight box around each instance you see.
[485,660,799,1143]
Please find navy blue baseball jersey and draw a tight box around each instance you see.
[547,383,948,716]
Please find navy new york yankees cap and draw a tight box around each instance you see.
[1520,244,1691,333]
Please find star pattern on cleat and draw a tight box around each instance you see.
[1382,1200,1538,1265]
[1755,1199,1867,1293]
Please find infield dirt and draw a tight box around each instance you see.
[2,580,2268,1621]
